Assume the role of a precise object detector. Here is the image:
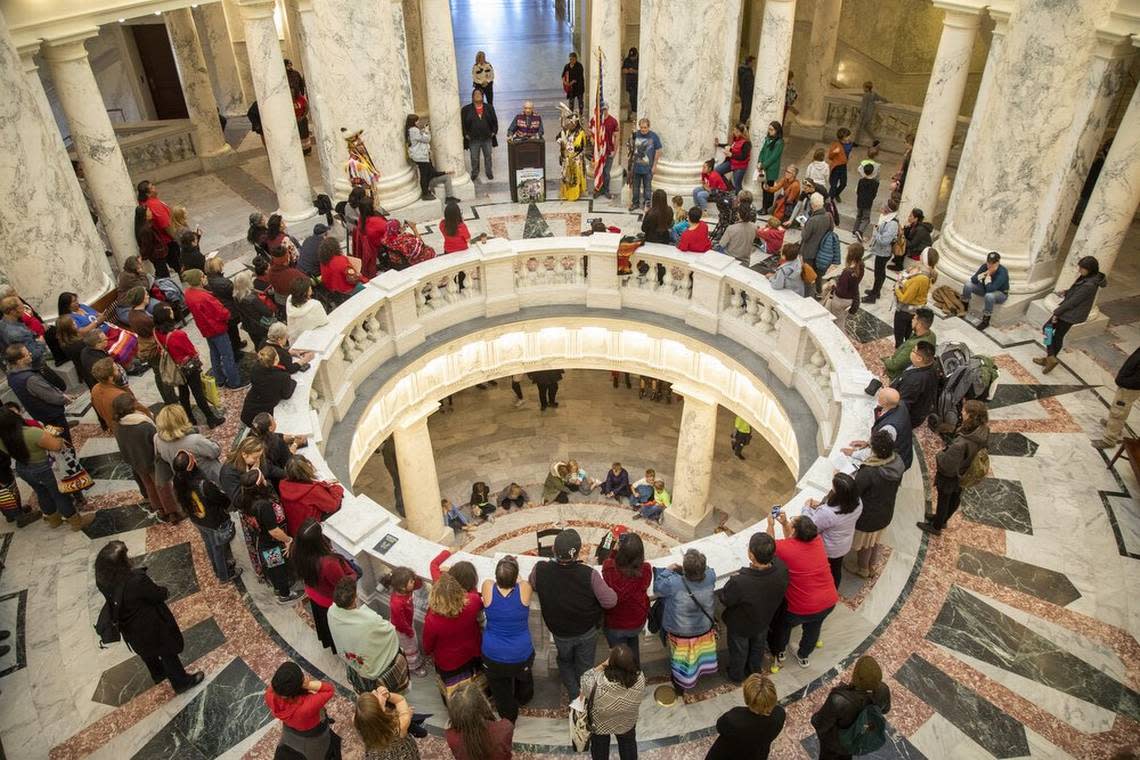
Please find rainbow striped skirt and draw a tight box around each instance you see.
[667,629,719,691]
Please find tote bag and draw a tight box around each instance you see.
[104,326,139,367]
[568,680,597,751]
[51,446,94,493]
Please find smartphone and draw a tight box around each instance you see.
[771,505,782,519]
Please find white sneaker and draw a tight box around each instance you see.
[513,399,525,408]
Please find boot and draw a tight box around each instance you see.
[977,315,990,331]
[1032,356,1047,366]
[67,512,95,531]
[1042,356,1059,374]
[45,513,63,529]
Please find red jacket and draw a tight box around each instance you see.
[728,138,751,171]
[757,225,786,254]
[154,328,199,364]
[184,287,230,338]
[142,198,173,245]
[422,592,483,671]
[678,222,712,253]
[278,479,344,537]
[601,558,651,630]
[304,554,354,608]
[265,681,334,732]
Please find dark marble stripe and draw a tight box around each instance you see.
[82,504,159,539]
[956,546,1080,605]
[986,432,1038,458]
[0,533,11,581]
[92,618,227,707]
[0,590,27,678]
[801,721,926,759]
[131,657,272,760]
[78,451,135,481]
[133,542,199,603]
[895,654,1029,758]
[987,383,1092,411]
[960,478,1032,535]
[524,201,554,238]
[847,309,894,343]
[928,586,1140,722]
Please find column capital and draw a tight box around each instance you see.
[932,1,985,28]
[394,400,442,430]
[987,5,1012,35]
[17,42,41,73]
[40,28,100,63]
[236,0,278,21]
[669,382,718,407]
[1092,28,1135,60]
[294,0,316,13]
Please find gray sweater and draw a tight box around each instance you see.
[799,208,833,263]
[720,221,758,263]
[153,430,223,485]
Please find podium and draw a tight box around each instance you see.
[508,138,546,202]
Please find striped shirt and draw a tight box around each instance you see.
[579,669,646,735]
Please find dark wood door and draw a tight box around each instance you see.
[131,24,188,120]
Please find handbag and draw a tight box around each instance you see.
[158,344,186,387]
[647,597,666,634]
[51,446,94,493]
[569,679,597,751]
[200,370,221,407]
[94,583,125,646]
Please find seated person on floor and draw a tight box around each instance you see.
[542,461,571,504]
[469,481,496,521]
[629,468,657,508]
[497,482,532,511]
[565,459,598,495]
[600,462,631,500]
[443,498,474,536]
[633,479,671,521]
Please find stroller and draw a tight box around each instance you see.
[928,342,998,433]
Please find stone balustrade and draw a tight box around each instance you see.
[272,234,877,589]
[823,90,971,165]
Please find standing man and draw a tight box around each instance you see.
[506,102,544,141]
[627,119,662,212]
[718,532,788,683]
[4,345,72,441]
[737,57,756,125]
[460,89,499,182]
[563,51,586,113]
[1093,348,1140,450]
[590,104,620,199]
[731,416,752,460]
[621,47,639,120]
[137,180,180,272]
[529,529,617,700]
[530,369,564,411]
[284,59,305,96]
[854,81,886,146]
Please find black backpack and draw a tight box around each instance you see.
[837,690,888,754]
[94,584,125,647]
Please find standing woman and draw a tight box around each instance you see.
[0,408,89,530]
[134,206,167,277]
[353,199,390,279]
[204,257,246,359]
[406,114,455,202]
[802,472,863,589]
[480,556,534,722]
[810,656,891,760]
[113,395,183,523]
[757,121,785,214]
[707,673,785,760]
[472,51,495,105]
[94,540,204,692]
[240,346,297,428]
[233,270,276,349]
[153,304,226,428]
[601,532,651,662]
[579,644,646,760]
[716,124,752,193]
[422,571,484,693]
[126,287,177,407]
[279,454,344,537]
[153,404,224,484]
[1036,256,1105,374]
[171,450,240,584]
[355,687,421,760]
[292,518,358,653]
[653,549,718,697]
[238,469,304,604]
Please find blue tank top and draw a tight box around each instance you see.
[481,585,533,664]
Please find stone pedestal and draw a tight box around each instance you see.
[745,0,796,191]
[193,3,246,117]
[222,0,255,104]
[41,32,139,268]
[796,0,842,132]
[899,2,982,222]
[166,8,235,163]
[668,384,719,535]
[237,0,316,223]
[419,0,473,197]
[0,25,112,315]
[294,0,339,197]
[392,402,448,541]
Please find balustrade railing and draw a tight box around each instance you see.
[823,91,971,164]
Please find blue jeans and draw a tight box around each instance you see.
[631,171,652,208]
[727,628,766,682]
[469,139,493,179]
[196,520,236,581]
[604,627,642,663]
[553,628,598,699]
[693,187,710,210]
[961,282,1009,315]
[638,504,664,520]
[16,459,74,518]
[629,483,654,507]
[715,161,744,192]
[206,332,240,388]
[600,154,614,195]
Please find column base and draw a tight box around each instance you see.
[1025,295,1111,339]
[650,158,705,197]
[199,145,241,172]
[663,509,720,542]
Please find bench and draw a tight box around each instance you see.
[1107,437,1140,489]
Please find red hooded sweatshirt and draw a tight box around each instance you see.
[265,682,334,732]
[678,222,712,253]
[278,479,344,537]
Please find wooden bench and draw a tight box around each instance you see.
[1107,437,1140,489]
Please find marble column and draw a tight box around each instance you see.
[165,8,235,162]
[41,32,139,268]
[714,0,743,143]
[237,0,315,222]
[0,25,112,315]
[636,0,655,121]
[898,2,983,222]
[796,0,842,131]
[419,0,473,197]
[938,0,1124,310]
[669,385,718,531]
[403,0,430,115]
[589,0,622,117]
[293,0,338,197]
[222,0,255,104]
[640,0,728,194]
[193,3,247,117]
[392,403,447,541]
[309,0,420,206]
[745,0,796,191]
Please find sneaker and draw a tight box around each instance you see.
[276,589,304,604]
[797,655,811,668]
[412,667,429,678]
[977,315,991,331]
[863,296,878,304]
[224,567,244,584]
[1091,439,1117,450]
[173,672,205,694]
[816,640,823,648]
[632,513,643,520]
[853,230,863,243]
[445,196,461,204]
[207,416,227,429]
[513,398,525,408]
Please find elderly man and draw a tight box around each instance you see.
[5,345,73,441]
[507,101,544,141]
[843,387,913,470]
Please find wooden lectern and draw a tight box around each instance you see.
[507,138,546,202]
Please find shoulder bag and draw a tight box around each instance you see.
[94,583,125,646]
[681,577,717,631]
[569,677,597,751]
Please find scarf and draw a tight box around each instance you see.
[863,451,896,468]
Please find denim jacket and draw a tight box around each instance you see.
[653,567,717,637]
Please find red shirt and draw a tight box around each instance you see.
[265,681,334,732]
[183,287,230,338]
[703,170,728,192]
[440,220,471,254]
[389,584,421,638]
[154,328,198,364]
[678,221,712,253]
[601,558,651,630]
[142,197,173,245]
[757,225,786,253]
[774,537,838,615]
[278,479,344,536]
[304,554,354,608]
[590,114,620,156]
[319,255,363,294]
[422,592,483,671]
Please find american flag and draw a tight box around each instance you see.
[591,47,606,194]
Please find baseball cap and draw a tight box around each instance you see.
[986,251,1001,263]
[313,223,329,236]
[554,529,582,561]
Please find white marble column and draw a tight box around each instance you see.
[392,403,447,541]
[41,32,139,268]
[641,0,728,194]
[898,2,983,222]
[589,0,622,118]
[796,0,842,131]
[420,0,473,196]
[165,8,235,162]
[193,3,247,117]
[222,0,255,104]
[714,0,743,142]
[938,0,1127,310]
[745,0,796,191]
[636,0,655,121]
[309,0,420,206]
[293,0,338,197]
[0,25,112,315]
[403,0,430,115]
[669,385,719,532]
[237,0,315,222]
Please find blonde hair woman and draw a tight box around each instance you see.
[354,687,419,759]
[471,51,494,104]
[707,673,784,759]
[422,571,484,686]
[892,246,938,347]
[239,346,296,427]
[153,404,223,483]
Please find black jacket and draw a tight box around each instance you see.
[240,364,296,427]
[853,454,904,533]
[891,363,939,423]
[97,569,184,658]
[737,65,755,99]
[236,293,275,343]
[461,102,498,146]
[903,221,932,258]
[562,61,585,96]
[811,683,891,755]
[182,473,232,531]
[1053,272,1107,325]
[206,272,238,315]
[1117,348,1140,390]
[717,561,788,636]
[80,346,112,388]
[856,176,880,211]
[528,369,564,386]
